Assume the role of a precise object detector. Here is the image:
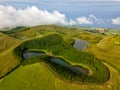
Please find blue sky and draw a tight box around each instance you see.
[0,0,120,28]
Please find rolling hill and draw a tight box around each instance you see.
[0,25,120,90]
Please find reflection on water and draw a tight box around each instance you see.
[23,52,45,59]
[73,39,88,50]
[51,58,88,75]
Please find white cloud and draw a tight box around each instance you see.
[0,5,112,28]
[0,5,76,28]
[68,19,77,25]
[76,17,93,24]
[76,15,104,25]
[111,17,120,25]
[89,14,104,24]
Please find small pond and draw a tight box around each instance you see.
[51,58,88,75]
[73,39,88,50]
[23,51,45,59]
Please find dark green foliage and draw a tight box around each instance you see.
[14,33,110,84]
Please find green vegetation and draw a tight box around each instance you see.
[0,63,55,90]
[0,34,21,54]
[89,35,120,74]
[0,25,120,90]
[14,33,110,83]
[0,34,21,78]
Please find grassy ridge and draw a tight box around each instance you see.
[14,33,110,83]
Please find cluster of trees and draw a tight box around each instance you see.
[14,33,110,83]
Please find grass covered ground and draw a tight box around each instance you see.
[89,35,120,74]
[0,63,55,90]
[0,25,119,90]
[0,34,22,78]
[0,34,21,55]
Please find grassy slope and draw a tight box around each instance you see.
[0,34,21,55]
[0,35,22,78]
[89,35,120,73]
[0,33,3,38]
[0,63,55,90]
[16,25,73,38]
[87,35,120,90]
[0,51,19,78]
